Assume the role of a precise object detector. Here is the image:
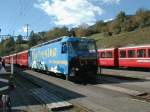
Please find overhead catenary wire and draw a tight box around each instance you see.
[8,0,33,37]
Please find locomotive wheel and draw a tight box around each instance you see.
[85,71,97,83]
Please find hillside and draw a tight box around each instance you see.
[89,26,150,48]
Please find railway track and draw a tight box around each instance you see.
[14,68,150,112]
[10,71,48,112]
[14,68,94,112]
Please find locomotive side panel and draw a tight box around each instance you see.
[28,40,69,75]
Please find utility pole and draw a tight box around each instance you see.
[0,28,1,39]
[13,31,15,39]
[13,31,15,35]
[26,24,29,38]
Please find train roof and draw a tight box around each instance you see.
[2,55,10,58]
[17,50,28,55]
[9,53,17,56]
[119,44,150,49]
[98,48,116,51]
[31,36,95,49]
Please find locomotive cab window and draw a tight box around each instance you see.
[137,49,146,57]
[128,50,135,58]
[62,42,67,53]
[120,50,126,58]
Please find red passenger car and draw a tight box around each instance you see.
[118,45,150,68]
[17,50,28,68]
[9,53,17,65]
[98,48,118,67]
[3,56,10,64]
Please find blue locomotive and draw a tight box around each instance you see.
[29,36,98,80]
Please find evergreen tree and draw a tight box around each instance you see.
[16,35,23,44]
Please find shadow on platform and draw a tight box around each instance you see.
[9,69,85,109]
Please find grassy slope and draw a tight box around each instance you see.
[89,27,150,48]
[20,44,29,49]
[15,44,29,51]
[9,27,150,53]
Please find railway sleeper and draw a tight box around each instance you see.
[30,88,73,111]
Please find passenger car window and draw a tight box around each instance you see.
[128,50,135,58]
[120,50,126,58]
[101,52,105,58]
[106,51,112,58]
[98,52,101,58]
[148,49,150,57]
[137,49,146,57]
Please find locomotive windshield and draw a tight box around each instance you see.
[68,41,97,55]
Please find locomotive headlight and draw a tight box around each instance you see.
[75,68,79,71]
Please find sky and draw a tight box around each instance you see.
[0,0,150,36]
